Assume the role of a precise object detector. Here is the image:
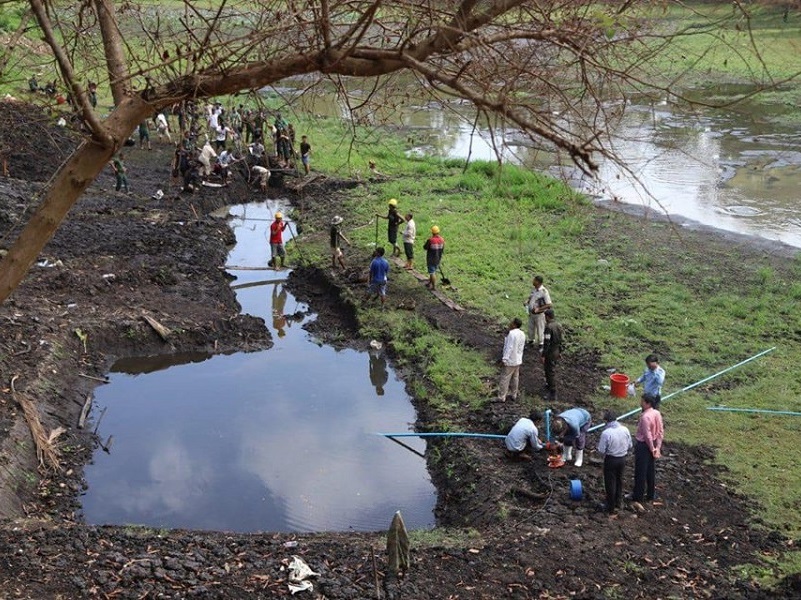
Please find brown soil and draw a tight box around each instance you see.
[0,100,795,599]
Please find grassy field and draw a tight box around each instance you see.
[288,110,801,581]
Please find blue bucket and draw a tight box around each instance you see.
[569,479,583,501]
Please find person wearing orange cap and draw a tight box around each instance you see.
[269,211,288,269]
[423,225,444,290]
[376,198,405,257]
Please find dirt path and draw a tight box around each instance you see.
[0,100,794,599]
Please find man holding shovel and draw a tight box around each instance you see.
[269,212,288,269]
[423,226,445,290]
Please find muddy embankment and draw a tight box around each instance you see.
[0,101,797,599]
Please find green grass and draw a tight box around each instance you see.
[634,2,801,112]
[293,126,801,582]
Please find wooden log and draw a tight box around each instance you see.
[390,257,464,311]
[77,394,92,429]
[142,315,172,341]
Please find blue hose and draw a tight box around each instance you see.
[707,407,801,417]
[377,432,506,440]
[588,346,776,433]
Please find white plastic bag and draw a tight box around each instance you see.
[627,383,636,397]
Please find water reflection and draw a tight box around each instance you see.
[369,346,388,397]
[81,202,436,533]
[271,283,289,338]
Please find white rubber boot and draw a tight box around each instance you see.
[561,446,570,463]
[574,449,584,467]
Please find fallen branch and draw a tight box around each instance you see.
[79,372,109,384]
[142,314,172,341]
[77,393,92,429]
[10,375,63,472]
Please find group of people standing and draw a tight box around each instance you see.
[500,269,667,514]
[323,198,442,306]
[497,276,561,403]
[504,353,666,515]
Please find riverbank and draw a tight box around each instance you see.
[0,100,799,598]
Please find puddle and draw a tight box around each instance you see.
[81,202,436,533]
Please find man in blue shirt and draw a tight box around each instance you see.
[368,247,390,306]
[635,354,666,407]
[552,407,591,467]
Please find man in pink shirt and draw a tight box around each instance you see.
[630,394,664,502]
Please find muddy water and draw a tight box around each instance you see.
[81,202,436,533]
[286,83,801,248]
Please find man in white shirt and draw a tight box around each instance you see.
[402,213,416,270]
[505,410,544,459]
[497,317,526,401]
[155,112,171,142]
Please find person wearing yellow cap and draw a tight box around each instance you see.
[376,198,405,257]
[423,225,444,290]
[269,211,288,269]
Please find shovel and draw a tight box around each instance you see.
[438,264,451,286]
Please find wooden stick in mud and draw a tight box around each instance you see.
[79,373,109,384]
[142,315,172,341]
[77,393,92,429]
[371,545,381,599]
[222,265,275,271]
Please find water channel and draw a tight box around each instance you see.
[81,202,436,533]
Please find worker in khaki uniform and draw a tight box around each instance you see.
[524,275,552,349]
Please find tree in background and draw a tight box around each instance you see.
[0,0,790,304]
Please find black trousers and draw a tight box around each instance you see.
[633,440,656,501]
[603,455,626,510]
[543,354,558,392]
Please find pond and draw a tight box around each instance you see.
[80,202,436,533]
[279,81,801,248]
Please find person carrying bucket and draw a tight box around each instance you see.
[634,354,666,408]
[551,407,591,467]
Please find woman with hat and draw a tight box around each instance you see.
[329,215,351,269]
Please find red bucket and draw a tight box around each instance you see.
[610,373,629,398]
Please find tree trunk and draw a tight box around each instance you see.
[94,0,129,106]
[0,98,150,304]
